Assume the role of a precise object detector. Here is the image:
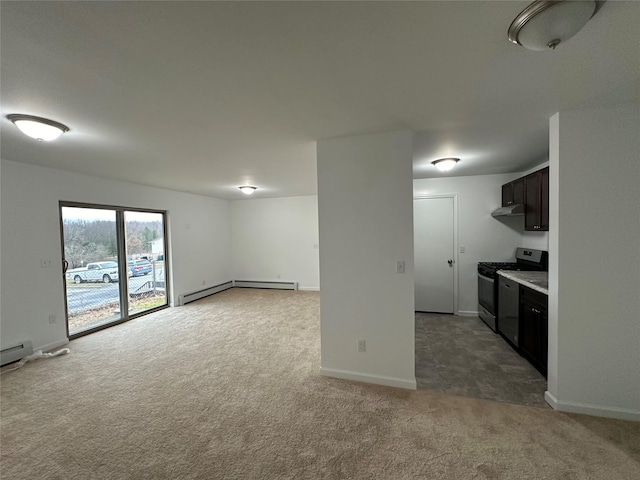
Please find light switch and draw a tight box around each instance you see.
[396,261,405,274]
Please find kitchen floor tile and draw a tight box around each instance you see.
[415,312,549,408]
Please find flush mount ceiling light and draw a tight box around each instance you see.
[7,114,70,141]
[431,158,460,172]
[508,0,597,51]
[239,186,257,195]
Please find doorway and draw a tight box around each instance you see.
[413,196,457,313]
[60,203,169,338]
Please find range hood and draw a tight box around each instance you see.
[491,203,524,217]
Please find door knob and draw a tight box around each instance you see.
[448,259,453,267]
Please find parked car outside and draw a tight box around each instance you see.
[66,261,120,284]
[128,259,152,277]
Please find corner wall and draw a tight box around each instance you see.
[230,195,319,290]
[317,130,415,389]
[0,160,231,352]
[546,103,640,420]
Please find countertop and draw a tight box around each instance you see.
[497,270,548,295]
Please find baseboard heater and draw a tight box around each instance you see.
[177,281,233,306]
[1,341,33,367]
[233,280,298,290]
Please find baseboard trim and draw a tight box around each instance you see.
[234,280,298,290]
[298,286,320,292]
[545,391,640,421]
[319,367,417,390]
[178,281,234,306]
[457,310,479,317]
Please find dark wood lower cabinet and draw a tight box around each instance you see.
[519,286,548,377]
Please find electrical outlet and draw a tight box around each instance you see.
[395,261,405,274]
[41,259,54,268]
[459,246,466,253]
[357,339,366,352]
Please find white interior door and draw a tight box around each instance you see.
[414,197,455,313]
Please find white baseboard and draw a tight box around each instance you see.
[298,286,320,292]
[234,280,297,290]
[178,281,234,305]
[457,310,479,317]
[545,391,640,422]
[319,367,417,390]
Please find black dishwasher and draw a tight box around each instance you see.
[497,276,519,347]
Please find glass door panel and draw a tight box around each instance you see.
[62,206,123,335]
[124,211,168,316]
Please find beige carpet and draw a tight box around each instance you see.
[1,288,638,479]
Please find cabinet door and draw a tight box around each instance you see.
[524,172,540,230]
[519,301,538,363]
[502,183,513,206]
[512,178,525,205]
[538,308,548,373]
[519,286,548,376]
[539,167,549,230]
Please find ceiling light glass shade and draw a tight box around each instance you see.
[239,186,257,195]
[432,158,459,172]
[7,114,70,141]
[508,0,596,51]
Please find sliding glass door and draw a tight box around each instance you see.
[60,203,168,338]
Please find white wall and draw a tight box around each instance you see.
[230,196,319,290]
[546,102,640,421]
[317,130,416,389]
[0,159,231,352]
[413,174,526,315]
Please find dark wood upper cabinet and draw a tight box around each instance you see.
[501,178,525,206]
[524,167,549,231]
[498,167,549,230]
[539,167,549,230]
[502,183,512,207]
[513,178,524,205]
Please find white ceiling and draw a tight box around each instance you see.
[1,1,638,200]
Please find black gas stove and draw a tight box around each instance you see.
[477,248,548,332]
[477,261,520,278]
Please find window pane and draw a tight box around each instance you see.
[124,211,167,315]
[62,207,123,335]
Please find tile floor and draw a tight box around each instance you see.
[415,312,549,408]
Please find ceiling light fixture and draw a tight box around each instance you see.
[7,114,70,141]
[508,0,597,51]
[239,186,257,195]
[431,158,459,172]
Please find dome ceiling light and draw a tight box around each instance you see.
[508,0,597,51]
[431,158,460,172]
[239,186,257,195]
[7,114,70,141]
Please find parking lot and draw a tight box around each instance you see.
[66,275,162,313]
